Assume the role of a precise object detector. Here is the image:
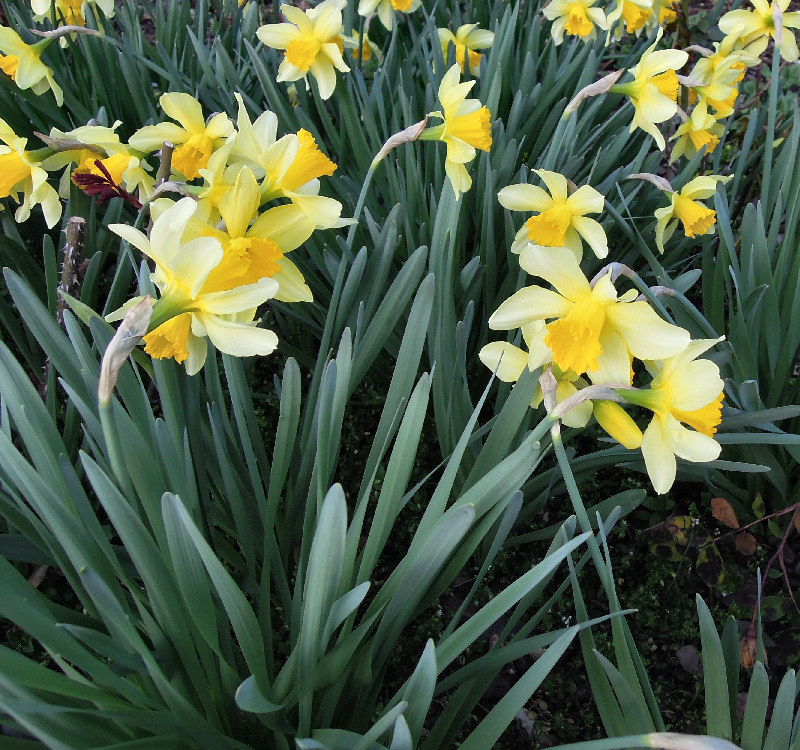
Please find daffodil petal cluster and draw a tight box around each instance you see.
[257,0,350,100]
[543,0,609,44]
[719,0,800,62]
[654,175,732,253]
[30,0,114,27]
[418,65,492,199]
[438,23,494,76]
[0,118,61,227]
[0,27,63,105]
[109,198,280,375]
[498,170,608,260]
[358,0,422,31]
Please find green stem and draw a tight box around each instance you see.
[345,163,376,249]
[762,45,781,205]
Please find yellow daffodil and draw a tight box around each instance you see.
[621,338,724,494]
[229,94,349,237]
[669,103,723,162]
[719,0,800,62]
[438,24,494,76]
[606,0,652,38]
[257,0,350,100]
[345,31,382,64]
[650,0,677,25]
[358,0,422,31]
[129,93,234,181]
[543,0,609,44]
[610,31,688,150]
[168,167,314,304]
[109,198,279,375]
[488,245,690,377]
[687,54,745,117]
[0,118,61,227]
[30,0,114,26]
[654,174,731,253]
[0,27,63,105]
[498,170,608,260]
[418,64,492,199]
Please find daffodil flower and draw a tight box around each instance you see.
[498,170,608,260]
[654,175,731,253]
[438,24,494,76]
[109,198,279,375]
[488,245,690,377]
[719,0,800,62]
[606,0,652,38]
[358,0,422,31]
[418,65,492,199]
[687,54,745,117]
[669,103,723,163]
[650,0,678,25]
[610,31,688,150]
[542,0,609,44]
[0,118,61,228]
[621,338,725,494]
[257,0,350,100]
[31,0,114,26]
[166,167,314,304]
[0,27,63,105]
[129,93,234,180]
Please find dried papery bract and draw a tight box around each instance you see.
[564,69,624,116]
[371,117,428,169]
[98,296,153,404]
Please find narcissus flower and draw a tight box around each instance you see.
[129,93,234,180]
[257,0,350,100]
[418,65,492,199]
[488,245,690,376]
[0,27,63,105]
[543,0,609,44]
[438,23,494,76]
[669,103,723,162]
[358,0,422,31]
[719,0,800,62]
[109,198,279,375]
[654,174,731,253]
[31,0,114,26]
[0,118,61,227]
[650,0,678,25]
[610,31,688,149]
[621,338,725,494]
[498,170,608,259]
[606,0,652,37]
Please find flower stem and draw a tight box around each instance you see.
[762,45,781,204]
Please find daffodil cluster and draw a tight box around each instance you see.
[484,173,727,494]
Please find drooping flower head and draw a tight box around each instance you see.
[610,30,688,149]
[418,64,492,199]
[109,198,279,374]
[257,0,350,100]
[129,93,234,181]
[498,170,608,260]
[620,338,725,494]
[669,103,723,163]
[0,118,61,227]
[543,0,609,44]
[358,0,422,31]
[438,23,494,76]
[0,26,63,105]
[654,174,731,253]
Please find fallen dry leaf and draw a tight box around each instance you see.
[711,497,739,529]
[735,531,757,556]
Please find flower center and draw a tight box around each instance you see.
[392,0,414,10]
[0,149,31,198]
[652,70,679,101]
[525,204,573,246]
[286,35,322,72]
[564,3,595,36]
[144,313,192,363]
[544,296,607,374]
[172,133,213,180]
[673,194,716,238]
[281,129,337,192]
[622,2,650,32]
[204,237,284,293]
[444,106,492,151]
[0,54,19,79]
[673,392,724,437]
